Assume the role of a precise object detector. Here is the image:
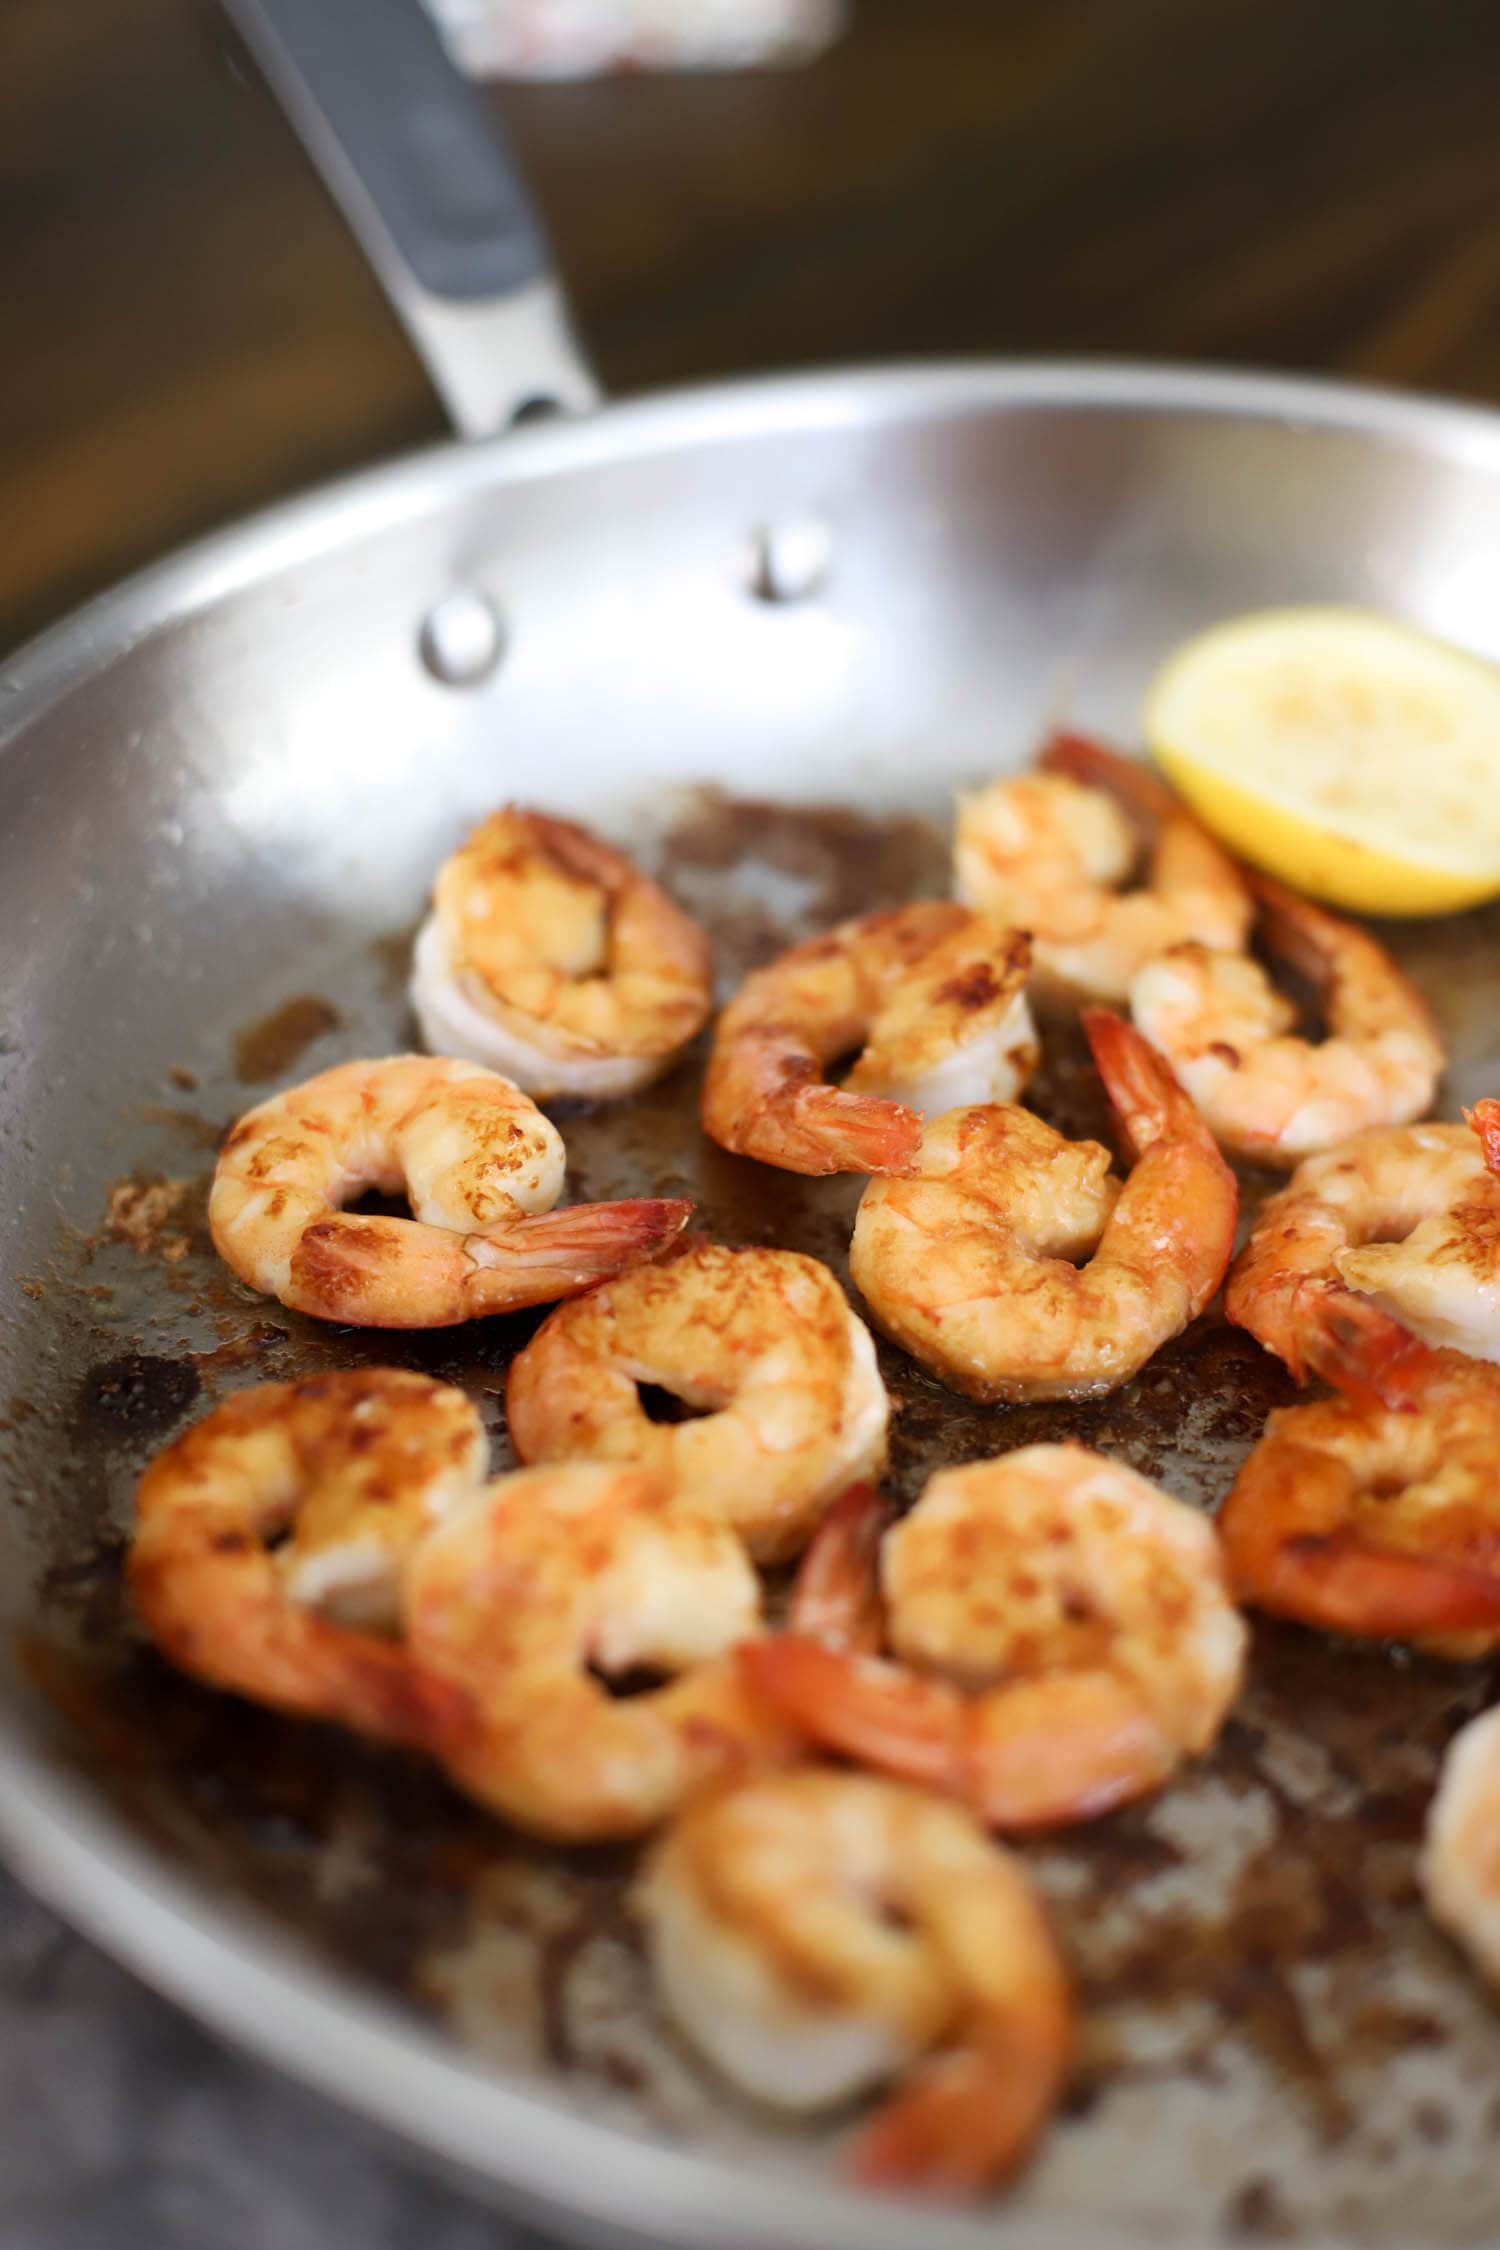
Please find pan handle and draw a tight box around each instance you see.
[220,0,600,436]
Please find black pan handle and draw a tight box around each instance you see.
[221,0,600,434]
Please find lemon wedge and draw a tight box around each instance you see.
[1145,607,1500,915]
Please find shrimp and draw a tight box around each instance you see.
[849,1010,1237,1401]
[210,1056,690,1327]
[1421,1704,1500,1986]
[410,807,713,1100]
[953,732,1251,1004]
[638,1770,1071,2197]
[1227,1122,1500,1392]
[744,1450,1245,1829]
[1217,1305,1500,1657]
[1129,876,1443,1166]
[700,905,1037,1176]
[505,1240,889,1564]
[402,1462,793,1842]
[128,1369,488,1738]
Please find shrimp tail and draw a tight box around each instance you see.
[855,2040,1063,2196]
[1037,730,1180,824]
[1466,1099,1500,1177]
[1251,1534,1500,1639]
[466,1198,693,1304]
[1249,873,1348,990]
[779,1086,924,1177]
[1081,1007,1216,1157]
[1298,1289,1441,1411]
[787,1483,892,1653]
[738,1637,965,1794]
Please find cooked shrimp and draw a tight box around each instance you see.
[1130,877,1442,1166]
[638,1770,1071,2196]
[410,807,713,1100]
[505,1240,888,1564]
[210,1056,690,1327]
[849,1010,1237,1402]
[1421,1704,1500,1985]
[403,1462,792,1842]
[1218,1306,1500,1657]
[745,1450,1245,1829]
[701,905,1037,1176]
[129,1369,488,1737]
[1227,1122,1500,1390]
[953,733,1250,1004]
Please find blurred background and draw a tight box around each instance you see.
[6,0,1500,653]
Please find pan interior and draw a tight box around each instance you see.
[5,373,1500,2248]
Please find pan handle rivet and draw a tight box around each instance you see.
[745,518,833,604]
[419,590,504,686]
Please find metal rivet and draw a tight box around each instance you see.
[419,589,504,686]
[745,518,834,604]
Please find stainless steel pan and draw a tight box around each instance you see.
[5,6,1500,2245]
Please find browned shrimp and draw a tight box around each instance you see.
[1218,1303,1500,1658]
[210,1055,690,1326]
[744,1451,1246,1830]
[701,905,1037,1176]
[849,1010,1237,1401]
[403,1462,794,1841]
[128,1370,488,1740]
[638,1771,1072,2197]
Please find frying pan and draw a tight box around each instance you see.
[5,3,1500,2246]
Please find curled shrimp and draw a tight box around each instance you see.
[1421,1704,1500,1986]
[128,1369,488,1738]
[1130,875,1443,1166]
[1226,1121,1500,1393]
[505,1240,889,1564]
[1217,1304,1500,1657]
[410,807,713,1101]
[849,1010,1237,1402]
[210,1056,691,1327]
[953,733,1250,1004]
[743,1451,1245,1829]
[701,905,1037,1177]
[638,1770,1071,2198]
[403,1462,793,1842]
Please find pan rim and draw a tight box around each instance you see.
[4,352,1499,2249]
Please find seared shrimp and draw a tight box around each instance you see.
[701,905,1037,1176]
[745,1451,1245,1829]
[410,808,713,1100]
[129,1370,488,1737]
[639,1771,1071,2197]
[1421,1705,1500,1985]
[210,1056,690,1327]
[1227,1123,1500,1390]
[403,1463,792,1841]
[506,1241,888,1564]
[1218,1308,1500,1658]
[850,1010,1237,1402]
[953,733,1250,1004]
[1130,877,1442,1166]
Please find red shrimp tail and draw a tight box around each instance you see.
[1248,872,1345,987]
[1263,1534,1500,1641]
[1466,1099,1500,1177]
[1298,1290,1440,1412]
[1036,730,1179,825]
[468,1198,692,1305]
[1081,1007,1216,1157]
[737,1638,964,1792]
[787,1483,892,1653]
[854,2041,1064,2197]
[791,1087,923,1177]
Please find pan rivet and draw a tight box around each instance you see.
[745,519,833,604]
[419,590,504,686]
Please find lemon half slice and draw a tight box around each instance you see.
[1145,607,1500,915]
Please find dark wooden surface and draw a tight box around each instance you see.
[6,0,1500,651]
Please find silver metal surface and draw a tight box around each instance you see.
[4,362,1500,2250]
